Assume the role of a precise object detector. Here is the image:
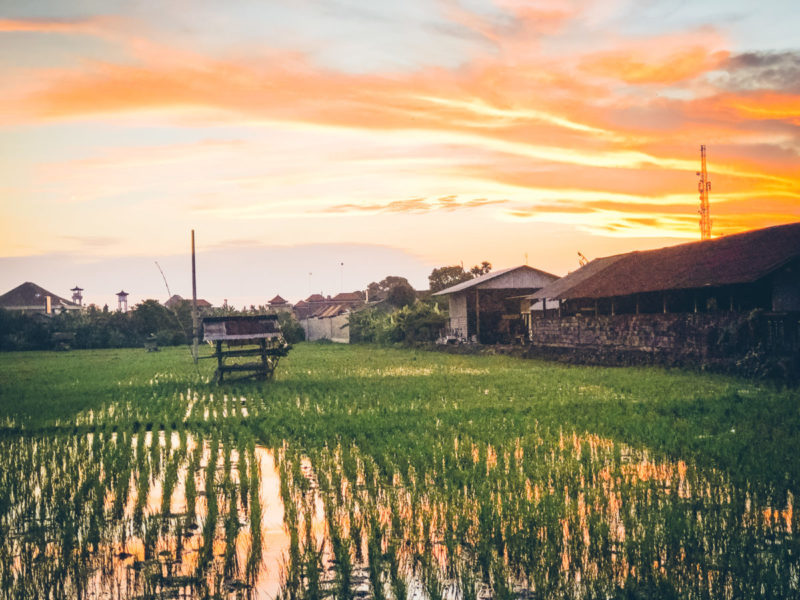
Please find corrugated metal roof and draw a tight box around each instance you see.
[313,304,349,318]
[432,265,558,296]
[533,222,800,301]
[332,292,361,302]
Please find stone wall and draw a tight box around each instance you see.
[528,311,800,380]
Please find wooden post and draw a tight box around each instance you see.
[662,294,667,314]
[191,230,199,363]
[611,298,616,316]
[216,340,223,382]
[475,289,480,342]
[260,339,268,380]
[635,295,640,315]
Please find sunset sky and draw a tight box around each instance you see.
[1,0,798,307]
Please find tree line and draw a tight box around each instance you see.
[1,261,490,351]
[0,300,306,351]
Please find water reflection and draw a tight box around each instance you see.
[0,431,289,599]
[275,431,798,600]
[0,429,797,599]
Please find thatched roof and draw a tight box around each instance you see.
[531,222,800,301]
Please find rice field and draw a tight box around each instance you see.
[0,344,798,599]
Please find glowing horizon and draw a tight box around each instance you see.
[1,1,798,305]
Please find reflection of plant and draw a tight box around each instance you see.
[2,344,800,599]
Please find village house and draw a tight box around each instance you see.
[292,292,365,342]
[267,294,292,311]
[164,294,213,312]
[433,265,559,344]
[526,222,800,368]
[0,282,82,315]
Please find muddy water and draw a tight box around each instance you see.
[0,431,797,599]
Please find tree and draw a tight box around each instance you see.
[387,281,416,308]
[367,276,413,302]
[428,266,472,293]
[428,261,492,293]
[470,261,492,277]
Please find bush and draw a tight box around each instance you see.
[276,311,305,344]
[350,301,446,345]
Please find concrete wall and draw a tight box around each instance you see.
[302,314,350,343]
[448,294,468,338]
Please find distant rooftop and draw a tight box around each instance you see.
[0,281,80,311]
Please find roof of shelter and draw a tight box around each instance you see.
[433,265,559,296]
[202,315,281,341]
[531,222,800,301]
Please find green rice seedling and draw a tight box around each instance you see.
[245,451,263,585]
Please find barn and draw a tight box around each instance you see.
[433,265,558,344]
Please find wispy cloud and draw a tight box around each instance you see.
[0,17,114,35]
[1,0,798,265]
[323,195,507,214]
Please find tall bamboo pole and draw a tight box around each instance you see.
[191,230,198,363]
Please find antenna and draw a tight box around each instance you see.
[698,145,712,240]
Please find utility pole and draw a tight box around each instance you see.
[191,230,198,363]
[698,145,712,240]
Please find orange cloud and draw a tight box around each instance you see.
[0,17,115,35]
[582,45,729,84]
[323,195,507,214]
[3,1,798,248]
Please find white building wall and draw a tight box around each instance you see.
[302,314,350,343]
[448,294,468,338]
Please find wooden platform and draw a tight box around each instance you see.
[202,315,292,383]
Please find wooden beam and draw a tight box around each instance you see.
[475,289,480,341]
[191,230,198,364]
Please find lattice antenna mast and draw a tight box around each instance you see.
[697,145,712,240]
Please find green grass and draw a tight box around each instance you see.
[0,343,796,486]
[0,343,798,598]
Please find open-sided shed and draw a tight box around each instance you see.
[433,265,558,343]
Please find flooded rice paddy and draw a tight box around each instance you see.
[1,416,796,599]
[2,345,799,600]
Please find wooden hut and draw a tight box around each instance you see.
[433,265,558,343]
[202,315,290,382]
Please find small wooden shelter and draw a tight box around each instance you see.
[433,265,558,343]
[202,315,291,382]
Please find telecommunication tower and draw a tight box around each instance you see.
[697,145,712,240]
